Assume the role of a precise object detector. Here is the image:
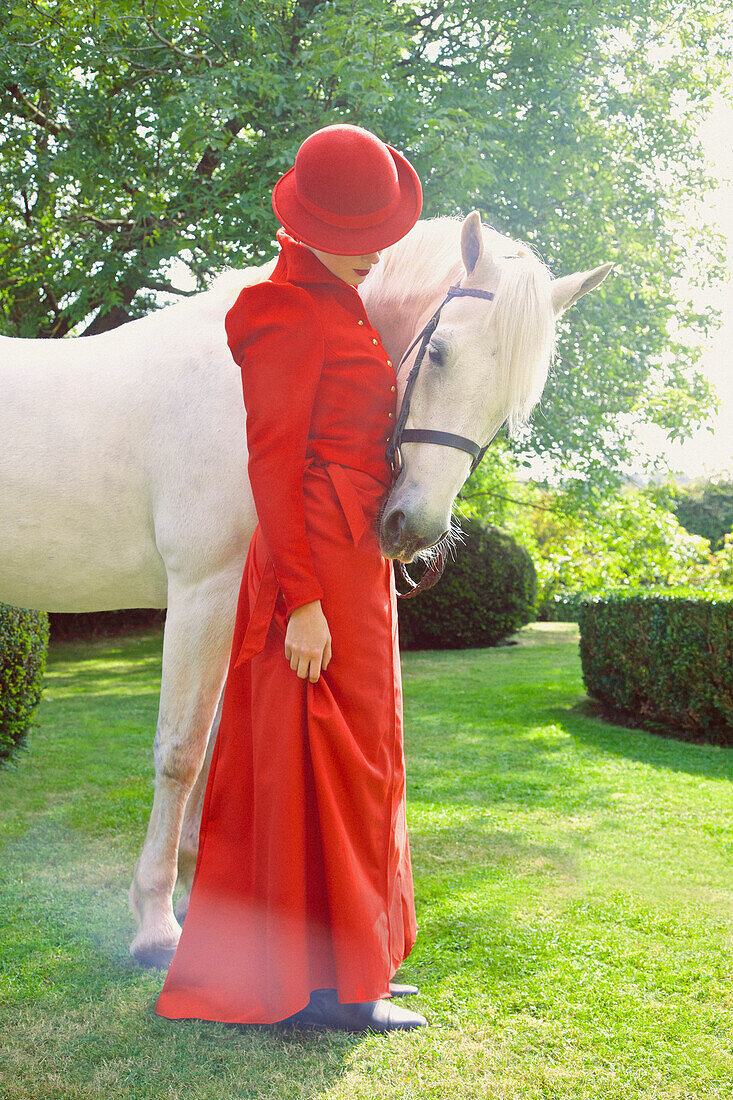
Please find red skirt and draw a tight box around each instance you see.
[154,458,417,1024]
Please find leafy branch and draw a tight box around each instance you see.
[5,83,74,138]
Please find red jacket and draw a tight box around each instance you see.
[225,229,398,617]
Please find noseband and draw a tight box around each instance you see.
[384,283,496,599]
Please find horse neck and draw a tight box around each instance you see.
[361,279,438,370]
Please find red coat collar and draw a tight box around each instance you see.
[271,228,360,292]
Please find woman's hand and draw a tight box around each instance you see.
[284,600,332,683]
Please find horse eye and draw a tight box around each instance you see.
[428,344,443,365]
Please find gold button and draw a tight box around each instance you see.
[386,360,392,367]
[390,385,396,392]
[386,435,391,443]
[371,337,378,345]
[357,319,364,326]
[388,412,393,419]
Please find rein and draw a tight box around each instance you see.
[385,282,496,599]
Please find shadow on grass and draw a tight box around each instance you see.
[40,660,163,697]
[411,820,580,884]
[555,703,733,781]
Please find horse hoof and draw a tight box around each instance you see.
[130,940,178,969]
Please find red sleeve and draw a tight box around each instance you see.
[225,280,325,617]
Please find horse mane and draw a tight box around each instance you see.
[369,216,556,435]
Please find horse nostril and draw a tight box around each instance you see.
[384,508,406,545]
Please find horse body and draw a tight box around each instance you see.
[0,214,611,966]
[2,326,166,610]
[0,295,256,612]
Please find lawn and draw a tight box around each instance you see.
[1,622,732,1099]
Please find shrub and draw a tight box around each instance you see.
[397,518,537,649]
[578,590,733,741]
[705,530,733,588]
[0,604,50,761]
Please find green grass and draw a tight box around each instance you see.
[2,622,733,1099]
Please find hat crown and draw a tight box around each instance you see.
[271,122,422,254]
[294,125,400,221]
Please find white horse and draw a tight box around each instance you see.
[0,211,611,966]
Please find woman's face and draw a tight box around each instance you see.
[305,246,382,286]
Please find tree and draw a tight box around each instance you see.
[664,480,733,551]
[1,0,730,482]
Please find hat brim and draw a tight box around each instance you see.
[272,144,422,255]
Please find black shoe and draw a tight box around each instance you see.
[278,988,427,1032]
[389,981,419,998]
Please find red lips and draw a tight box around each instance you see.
[354,268,370,276]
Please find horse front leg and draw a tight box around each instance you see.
[128,570,238,968]
[174,687,223,925]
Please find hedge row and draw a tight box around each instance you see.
[48,608,166,642]
[578,590,733,741]
[0,604,50,760]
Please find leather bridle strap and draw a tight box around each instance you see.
[386,283,495,481]
[385,282,497,599]
[397,428,486,470]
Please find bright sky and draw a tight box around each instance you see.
[635,95,733,481]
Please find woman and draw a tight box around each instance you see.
[154,124,426,1033]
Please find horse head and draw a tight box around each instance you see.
[364,212,612,564]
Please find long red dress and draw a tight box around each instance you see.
[154,229,417,1024]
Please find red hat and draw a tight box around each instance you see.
[272,124,422,255]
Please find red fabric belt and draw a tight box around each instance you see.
[233,458,382,667]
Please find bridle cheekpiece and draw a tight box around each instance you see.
[386,283,496,479]
[384,281,497,599]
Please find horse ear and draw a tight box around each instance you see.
[551,263,614,315]
[461,210,484,276]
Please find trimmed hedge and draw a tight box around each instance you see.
[579,590,733,741]
[0,604,50,761]
[397,517,537,649]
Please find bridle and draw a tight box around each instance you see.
[384,282,498,598]
[385,283,496,482]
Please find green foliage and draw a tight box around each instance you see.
[665,480,733,551]
[453,438,522,530]
[527,488,714,614]
[541,590,592,623]
[705,531,733,587]
[459,461,727,617]
[579,591,733,741]
[0,0,729,481]
[397,516,537,649]
[0,603,50,760]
